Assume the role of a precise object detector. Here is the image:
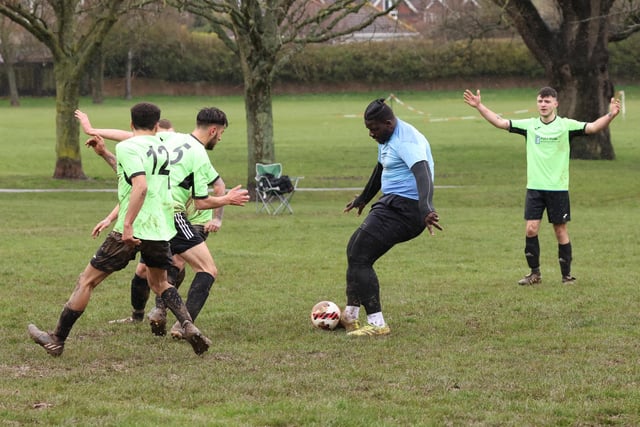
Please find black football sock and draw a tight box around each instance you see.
[558,242,572,277]
[356,268,381,315]
[167,265,181,288]
[175,268,186,289]
[130,274,150,320]
[160,287,192,325]
[154,294,166,311]
[53,305,84,342]
[525,236,541,273]
[186,272,215,321]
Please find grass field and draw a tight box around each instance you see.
[0,87,639,426]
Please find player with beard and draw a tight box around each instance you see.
[28,102,212,356]
[77,107,249,339]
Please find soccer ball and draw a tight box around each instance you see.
[310,301,341,330]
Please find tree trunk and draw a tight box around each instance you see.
[0,18,19,106]
[546,7,615,160]
[242,56,275,198]
[552,64,615,159]
[6,61,20,106]
[91,45,105,104]
[53,61,86,179]
[244,79,275,198]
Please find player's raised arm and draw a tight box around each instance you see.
[585,97,622,134]
[463,89,510,130]
[75,109,133,142]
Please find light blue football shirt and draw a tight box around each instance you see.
[377,118,434,200]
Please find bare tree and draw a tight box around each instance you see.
[0,0,156,179]
[491,0,640,160]
[175,0,399,193]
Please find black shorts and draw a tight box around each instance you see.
[191,224,210,241]
[90,231,173,273]
[524,189,571,224]
[360,194,426,245]
[170,212,205,255]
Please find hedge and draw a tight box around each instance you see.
[103,30,640,86]
[103,34,546,85]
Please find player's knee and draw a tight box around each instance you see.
[525,224,539,237]
[135,263,147,277]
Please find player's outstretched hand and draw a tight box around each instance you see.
[463,89,481,108]
[226,185,250,206]
[344,195,365,215]
[609,97,622,118]
[425,211,443,236]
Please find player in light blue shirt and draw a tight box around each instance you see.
[341,98,442,337]
[378,116,435,199]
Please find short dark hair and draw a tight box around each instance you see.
[364,98,394,122]
[130,102,161,131]
[538,87,558,99]
[158,118,173,130]
[197,107,228,128]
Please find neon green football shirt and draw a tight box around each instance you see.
[114,135,176,241]
[509,117,586,191]
[185,200,212,226]
[158,132,218,214]
[185,165,220,225]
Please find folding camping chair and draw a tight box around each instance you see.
[255,163,302,214]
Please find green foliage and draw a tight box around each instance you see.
[98,20,640,87]
[0,89,639,425]
[609,32,640,79]
[103,32,547,85]
[104,25,243,84]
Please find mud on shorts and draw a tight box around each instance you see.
[90,231,173,273]
[524,189,571,224]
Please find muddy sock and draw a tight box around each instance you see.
[53,305,84,342]
[160,287,192,325]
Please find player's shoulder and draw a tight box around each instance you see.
[159,131,187,144]
[118,134,158,151]
[512,117,537,125]
[557,116,584,124]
